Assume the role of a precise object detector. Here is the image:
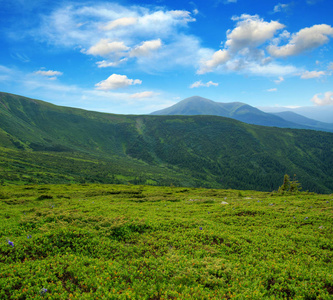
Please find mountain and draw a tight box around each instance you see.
[1,92,333,193]
[272,111,333,132]
[259,105,333,124]
[151,96,333,132]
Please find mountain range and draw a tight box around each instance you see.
[0,91,333,193]
[151,96,333,132]
[259,105,333,124]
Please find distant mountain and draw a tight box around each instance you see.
[273,111,333,132]
[151,96,327,130]
[1,92,333,193]
[259,105,333,124]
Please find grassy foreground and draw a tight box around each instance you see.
[0,184,332,299]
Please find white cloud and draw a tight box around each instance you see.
[271,30,290,46]
[133,35,212,72]
[86,39,129,56]
[95,74,142,90]
[35,3,200,72]
[96,58,128,68]
[246,62,298,76]
[37,4,195,46]
[300,70,326,79]
[268,24,333,57]
[35,70,63,76]
[198,14,285,74]
[130,91,158,98]
[103,17,138,30]
[311,91,333,106]
[169,10,196,23]
[273,3,289,13]
[0,65,174,115]
[274,76,284,84]
[328,62,333,70]
[34,70,63,79]
[197,49,230,74]
[266,88,277,92]
[190,80,219,88]
[130,39,162,57]
[226,14,284,50]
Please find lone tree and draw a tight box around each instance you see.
[278,174,301,194]
[278,174,290,193]
[289,174,302,194]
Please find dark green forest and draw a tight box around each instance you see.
[1,92,333,193]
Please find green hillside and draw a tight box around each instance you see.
[0,92,333,193]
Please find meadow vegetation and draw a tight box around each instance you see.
[1,183,332,299]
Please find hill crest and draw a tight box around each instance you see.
[151,96,333,132]
[0,91,333,193]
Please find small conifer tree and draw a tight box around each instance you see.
[278,174,301,194]
[289,174,301,194]
[278,174,290,193]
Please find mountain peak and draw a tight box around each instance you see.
[150,96,323,129]
[182,96,214,102]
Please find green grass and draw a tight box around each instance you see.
[1,184,332,299]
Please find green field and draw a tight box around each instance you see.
[1,184,332,299]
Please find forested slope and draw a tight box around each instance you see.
[1,92,332,193]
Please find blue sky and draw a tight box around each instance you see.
[0,0,333,114]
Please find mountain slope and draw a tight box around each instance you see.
[259,105,333,123]
[1,92,333,193]
[151,96,230,117]
[273,111,333,132]
[151,96,331,131]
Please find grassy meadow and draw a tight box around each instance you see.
[0,183,332,299]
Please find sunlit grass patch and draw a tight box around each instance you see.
[0,184,332,299]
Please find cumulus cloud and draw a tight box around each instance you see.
[86,39,129,56]
[103,17,138,30]
[300,70,326,79]
[198,14,284,74]
[268,24,333,57]
[266,88,277,92]
[190,80,218,88]
[130,39,162,57]
[311,91,333,106]
[226,14,284,50]
[130,91,158,98]
[34,69,63,80]
[36,3,198,69]
[198,49,230,74]
[95,74,142,90]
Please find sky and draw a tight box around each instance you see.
[0,0,333,115]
